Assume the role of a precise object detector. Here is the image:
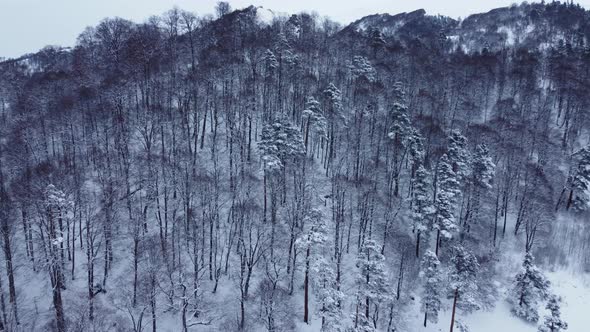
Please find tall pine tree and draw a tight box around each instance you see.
[412,165,434,257]
[420,250,442,327]
[447,130,470,182]
[302,96,327,152]
[464,143,495,235]
[434,154,460,255]
[449,245,480,332]
[354,239,390,331]
[510,252,550,322]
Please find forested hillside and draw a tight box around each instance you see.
[0,1,589,331]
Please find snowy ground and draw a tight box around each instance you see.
[403,215,590,332]
[294,212,590,332]
[402,270,590,332]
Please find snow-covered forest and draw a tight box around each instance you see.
[0,1,590,331]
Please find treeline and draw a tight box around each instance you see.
[0,1,588,331]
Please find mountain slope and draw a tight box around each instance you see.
[0,2,589,332]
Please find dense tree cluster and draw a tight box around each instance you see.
[0,1,586,331]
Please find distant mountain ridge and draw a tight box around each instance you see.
[3,1,590,69]
[340,1,590,52]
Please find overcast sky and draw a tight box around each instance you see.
[1,0,589,59]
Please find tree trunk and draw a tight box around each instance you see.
[0,271,6,330]
[1,221,18,325]
[449,288,458,332]
[566,189,574,210]
[396,252,405,300]
[51,269,66,332]
[303,246,310,324]
[435,229,441,256]
[87,244,94,321]
[133,236,139,307]
[151,283,157,332]
[415,231,421,258]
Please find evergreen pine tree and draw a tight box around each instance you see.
[44,184,72,332]
[437,154,461,205]
[350,56,377,83]
[465,143,496,234]
[472,144,495,190]
[369,27,386,56]
[258,119,305,171]
[434,154,461,254]
[387,81,413,196]
[387,82,410,143]
[302,96,327,149]
[412,165,434,257]
[538,295,568,332]
[447,130,470,182]
[273,32,297,66]
[569,146,590,211]
[313,258,344,332]
[323,83,343,118]
[354,239,390,331]
[323,83,344,167]
[264,49,279,72]
[407,128,426,173]
[454,319,471,332]
[510,252,550,322]
[297,209,330,324]
[449,245,480,314]
[420,250,442,327]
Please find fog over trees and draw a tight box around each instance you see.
[0,1,589,331]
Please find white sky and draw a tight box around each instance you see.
[1,0,588,59]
